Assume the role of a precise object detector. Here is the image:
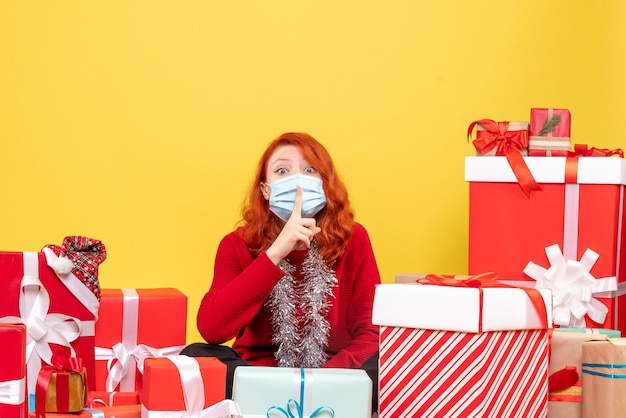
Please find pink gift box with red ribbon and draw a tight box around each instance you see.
[0,323,27,418]
[0,250,100,397]
[529,108,572,156]
[93,288,187,394]
[372,281,552,418]
[466,151,626,333]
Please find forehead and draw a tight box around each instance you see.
[267,144,307,166]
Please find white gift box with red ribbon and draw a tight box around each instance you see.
[372,282,552,418]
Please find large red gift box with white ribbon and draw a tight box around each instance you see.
[0,251,100,396]
[0,323,27,418]
[372,282,552,418]
[93,288,187,393]
[466,155,626,332]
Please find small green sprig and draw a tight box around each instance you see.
[537,113,562,136]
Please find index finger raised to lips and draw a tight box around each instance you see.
[289,185,303,219]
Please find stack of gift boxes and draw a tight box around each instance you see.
[0,238,373,418]
[373,108,626,418]
[0,239,243,418]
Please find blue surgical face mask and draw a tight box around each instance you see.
[267,174,327,221]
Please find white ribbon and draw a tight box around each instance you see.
[95,343,185,392]
[94,289,184,391]
[524,244,618,327]
[140,356,242,418]
[0,252,83,393]
[0,377,25,405]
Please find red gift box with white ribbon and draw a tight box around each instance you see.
[372,278,552,418]
[0,248,101,396]
[466,151,626,333]
[0,323,27,418]
[93,288,187,394]
[141,356,238,418]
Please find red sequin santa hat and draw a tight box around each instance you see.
[45,236,107,300]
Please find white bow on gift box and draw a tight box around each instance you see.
[524,244,618,327]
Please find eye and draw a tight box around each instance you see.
[275,168,288,175]
[304,166,316,174]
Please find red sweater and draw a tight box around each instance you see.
[197,222,381,369]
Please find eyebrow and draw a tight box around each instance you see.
[269,157,297,167]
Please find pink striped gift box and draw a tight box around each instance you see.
[372,282,552,418]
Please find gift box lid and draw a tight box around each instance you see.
[464,156,626,185]
[556,327,621,338]
[372,283,552,332]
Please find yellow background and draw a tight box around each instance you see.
[1,1,624,344]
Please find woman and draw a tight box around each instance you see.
[182,132,381,411]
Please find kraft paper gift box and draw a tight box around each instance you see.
[529,108,571,156]
[232,366,372,418]
[582,338,626,417]
[371,280,552,418]
[467,119,530,156]
[465,155,626,333]
[29,404,141,418]
[87,391,140,408]
[0,249,101,396]
[0,323,27,418]
[548,330,614,418]
[142,356,239,418]
[467,119,540,197]
[93,288,187,393]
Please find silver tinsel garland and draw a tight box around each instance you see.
[267,241,338,368]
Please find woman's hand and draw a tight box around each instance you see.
[266,186,321,264]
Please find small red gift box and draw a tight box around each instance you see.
[466,154,626,332]
[141,356,230,417]
[0,323,27,418]
[94,288,187,394]
[0,246,101,395]
[529,108,572,156]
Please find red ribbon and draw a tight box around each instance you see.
[570,144,624,158]
[418,272,549,333]
[468,119,542,197]
[564,143,624,184]
[548,366,582,402]
[548,365,579,393]
[35,354,86,418]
